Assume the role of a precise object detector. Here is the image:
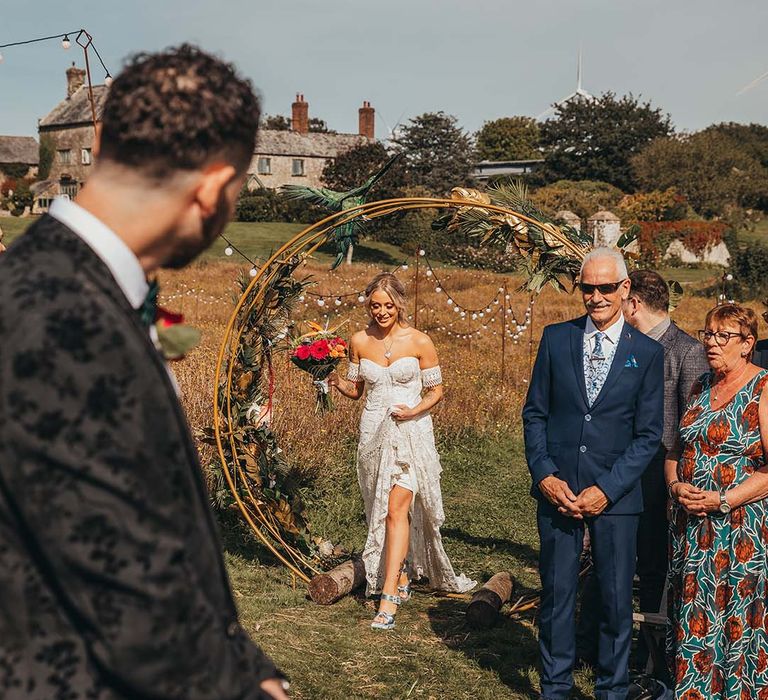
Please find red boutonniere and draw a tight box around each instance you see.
[154,307,201,361]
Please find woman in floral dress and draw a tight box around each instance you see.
[666,304,768,699]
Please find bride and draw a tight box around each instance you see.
[329,272,475,630]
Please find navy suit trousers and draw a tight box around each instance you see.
[537,502,638,700]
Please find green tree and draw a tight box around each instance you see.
[529,179,625,221]
[322,141,407,198]
[476,116,540,161]
[262,114,290,130]
[38,135,55,180]
[632,131,768,217]
[539,92,673,191]
[395,111,475,195]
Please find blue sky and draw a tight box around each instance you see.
[1,0,766,139]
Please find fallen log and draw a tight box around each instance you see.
[308,557,366,605]
[466,572,515,628]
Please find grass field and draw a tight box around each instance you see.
[149,249,745,700]
[4,214,761,697]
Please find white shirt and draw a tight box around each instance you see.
[584,313,625,356]
[49,197,180,394]
[49,197,148,310]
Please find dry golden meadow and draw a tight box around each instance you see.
[162,258,722,481]
[153,255,738,699]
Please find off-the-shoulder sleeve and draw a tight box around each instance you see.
[421,365,443,388]
[347,362,360,382]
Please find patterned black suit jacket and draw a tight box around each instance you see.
[641,321,709,506]
[0,216,281,699]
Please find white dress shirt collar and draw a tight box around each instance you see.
[49,197,148,310]
[584,313,625,345]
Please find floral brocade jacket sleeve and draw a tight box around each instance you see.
[0,216,281,700]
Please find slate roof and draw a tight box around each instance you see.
[0,136,39,165]
[254,130,371,158]
[39,84,108,129]
[38,84,370,159]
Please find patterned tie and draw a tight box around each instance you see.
[586,331,609,405]
[138,280,159,328]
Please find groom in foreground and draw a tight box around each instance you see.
[0,46,288,699]
[523,248,663,700]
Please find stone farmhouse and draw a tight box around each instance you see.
[34,66,376,210]
[35,64,107,209]
[0,135,39,193]
[247,94,375,190]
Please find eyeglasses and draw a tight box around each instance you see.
[578,280,626,296]
[697,330,745,346]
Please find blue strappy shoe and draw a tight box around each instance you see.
[397,561,412,603]
[371,593,401,630]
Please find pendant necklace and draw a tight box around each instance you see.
[382,335,394,359]
[712,364,748,404]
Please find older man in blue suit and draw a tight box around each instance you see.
[523,248,664,700]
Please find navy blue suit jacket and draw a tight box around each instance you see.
[523,315,664,515]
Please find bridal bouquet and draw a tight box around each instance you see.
[290,321,348,413]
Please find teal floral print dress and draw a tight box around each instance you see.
[668,370,768,699]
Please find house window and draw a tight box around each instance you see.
[257,157,271,175]
[292,158,305,176]
[60,180,79,199]
[81,148,92,165]
[58,149,71,165]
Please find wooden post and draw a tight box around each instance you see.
[500,284,507,387]
[528,295,535,378]
[308,557,366,605]
[413,253,420,329]
[466,572,515,628]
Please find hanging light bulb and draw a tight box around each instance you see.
[401,263,408,270]
[249,267,257,277]
[317,298,325,307]
[419,249,426,257]
[425,269,432,277]
[334,297,342,306]
[0,51,4,63]
[298,295,305,302]
[61,35,71,50]
[357,294,365,303]
[104,73,113,87]
[435,286,441,293]
[224,246,233,256]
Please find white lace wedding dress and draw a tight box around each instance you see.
[348,357,476,596]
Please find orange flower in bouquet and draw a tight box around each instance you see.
[290,321,348,413]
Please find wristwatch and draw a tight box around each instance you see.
[719,490,732,514]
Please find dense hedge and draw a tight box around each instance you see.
[637,220,727,265]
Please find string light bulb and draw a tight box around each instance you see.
[104,73,113,87]
[61,35,71,49]
[224,246,233,256]
[249,267,257,277]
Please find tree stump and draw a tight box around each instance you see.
[308,557,366,605]
[466,572,515,628]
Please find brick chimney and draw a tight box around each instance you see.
[66,63,86,98]
[291,93,309,134]
[358,100,375,139]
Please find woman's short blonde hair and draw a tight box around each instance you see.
[364,272,408,325]
[705,303,758,359]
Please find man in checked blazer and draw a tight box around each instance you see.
[523,248,663,700]
[0,46,288,699]
[622,270,708,663]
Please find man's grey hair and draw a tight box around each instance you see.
[579,247,628,279]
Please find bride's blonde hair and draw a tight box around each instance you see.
[364,272,408,326]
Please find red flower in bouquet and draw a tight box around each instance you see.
[309,340,330,360]
[294,344,311,361]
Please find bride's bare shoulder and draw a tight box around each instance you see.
[350,329,370,348]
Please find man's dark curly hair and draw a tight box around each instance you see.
[99,44,260,179]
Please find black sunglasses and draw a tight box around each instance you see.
[578,280,626,295]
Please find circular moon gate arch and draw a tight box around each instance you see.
[212,196,589,584]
